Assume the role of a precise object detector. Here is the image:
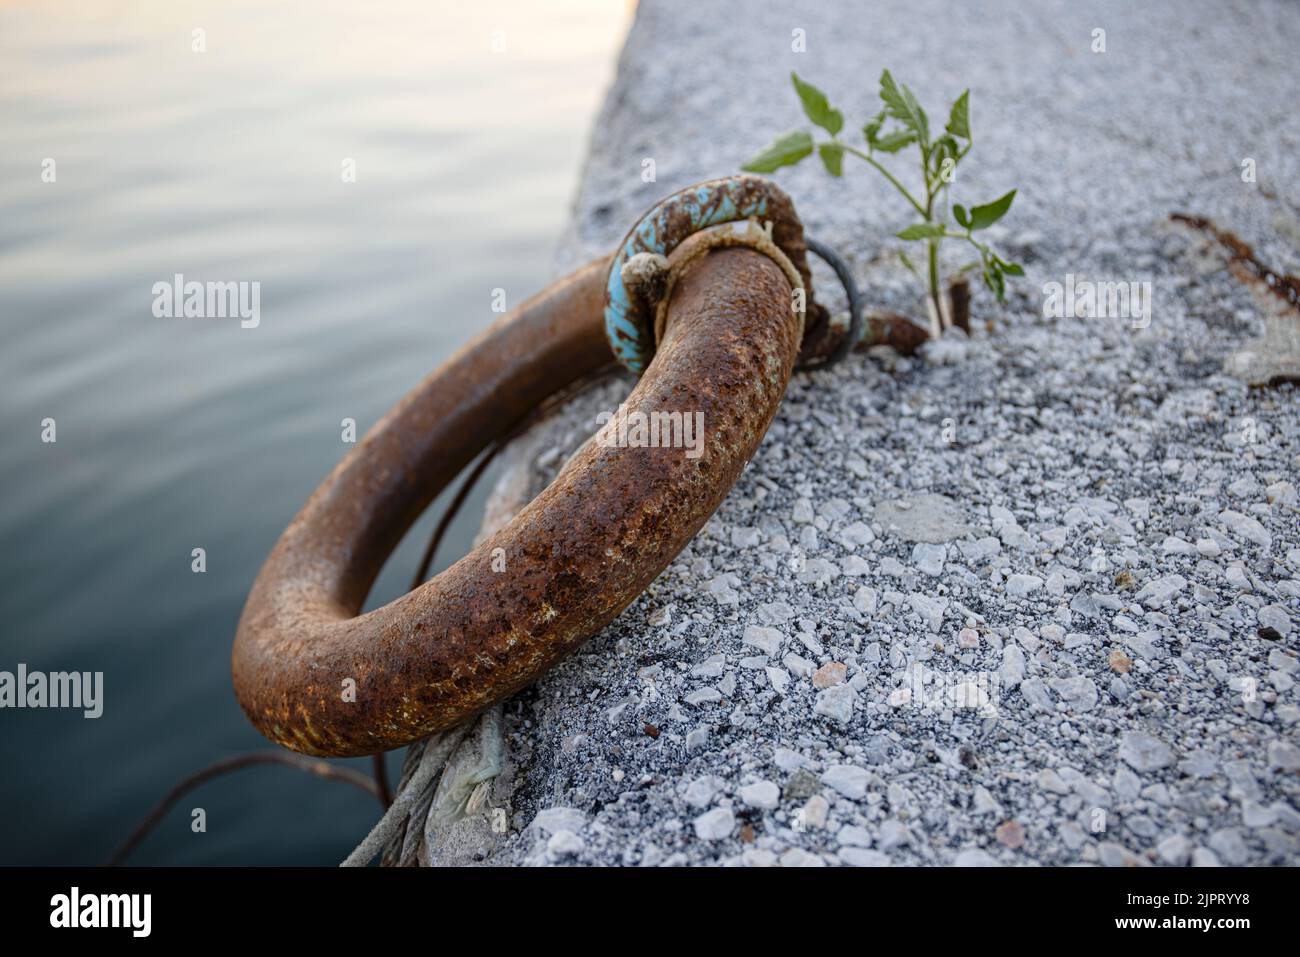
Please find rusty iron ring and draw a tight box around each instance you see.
[233,176,817,757]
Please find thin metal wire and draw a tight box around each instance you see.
[407,361,621,589]
[108,751,380,865]
[372,753,393,808]
[797,237,865,372]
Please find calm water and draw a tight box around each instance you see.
[0,0,628,865]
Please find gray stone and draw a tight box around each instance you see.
[742,625,783,656]
[765,666,790,696]
[837,824,872,847]
[800,794,829,830]
[1178,750,1219,779]
[912,542,947,576]
[684,687,721,706]
[1118,731,1174,772]
[1267,739,1300,772]
[546,829,585,859]
[533,807,587,836]
[692,807,735,841]
[1270,648,1299,674]
[839,521,875,548]
[1037,769,1072,795]
[1207,828,1249,865]
[1156,834,1192,865]
[1020,677,1054,711]
[739,780,780,810]
[973,785,1004,816]
[878,819,912,850]
[907,593,947,632]
[1006,574,1044,597]
[853,586,879,615]
[1050,675,1099,712]
[1219,509,1272,549]
[813,684,857,724]
[684,775,723,809]
[822,764,870,801]
[1098,842,1145,867]
[1000,644,1026,686]
[797,558,840,586]
[1192,847,1222,867]
[1241,800,1278,828]
[874,494,972,543]
[1259,604,1293,638]
[1134,574,1187,609]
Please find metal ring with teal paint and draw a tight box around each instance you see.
[603,174,820,375]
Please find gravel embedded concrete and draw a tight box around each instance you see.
[454,0,1300,866]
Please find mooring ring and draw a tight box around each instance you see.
[232,178,819,757]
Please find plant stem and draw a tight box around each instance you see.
[958,230,992,260]
[926,239,943,338]
[921,153,945,338]
[842,146,926,217]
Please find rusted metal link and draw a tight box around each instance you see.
[606,174,830,372]
[233,178,812,757]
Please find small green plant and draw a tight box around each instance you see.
[744,70,1022,338]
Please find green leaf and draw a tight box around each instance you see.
[898,250,919,275]
[967,188,1017,230]
[742,131,814,173]
[930,134,960,182]
[819,142,844,177]
[897,222,946,241]
[863,123,880,148]
[862,110,886,149]
[946,90,970,140]
[1000,260,1024,276]
[953,203,970,229]
[879,69,929,145]
[791,73,843,135]
[878,70,908,122]
[983,263,1006,301]
[873,129,916,153]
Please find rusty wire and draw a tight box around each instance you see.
[107,751,380,865]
